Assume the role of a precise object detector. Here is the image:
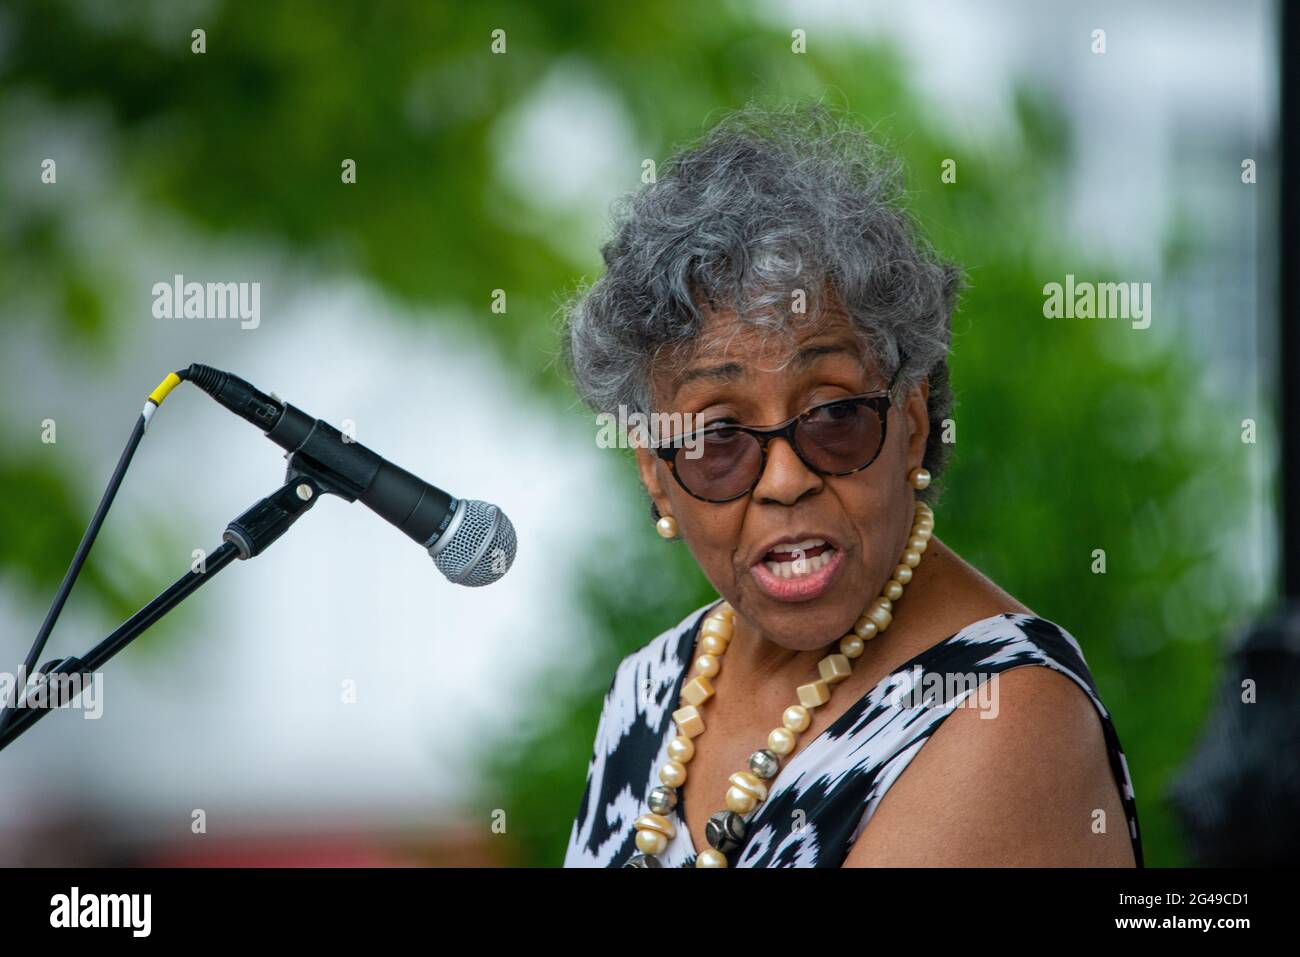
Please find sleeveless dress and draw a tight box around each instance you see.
[563,599,1144,867]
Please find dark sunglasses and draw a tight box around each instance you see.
[654,361,905,504]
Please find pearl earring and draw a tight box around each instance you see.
[908,467,931,490]
[656,516,679,540]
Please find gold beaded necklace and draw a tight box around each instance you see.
[627,499,934,868]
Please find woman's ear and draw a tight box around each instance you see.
[635,447,673,521]
[904,378,931,470]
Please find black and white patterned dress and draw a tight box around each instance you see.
[563,599,1144,867]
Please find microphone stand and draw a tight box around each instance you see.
[0,452,355,753]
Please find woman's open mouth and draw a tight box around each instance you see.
[750,538,844,602]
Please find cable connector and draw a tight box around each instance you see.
[183,363,284,433]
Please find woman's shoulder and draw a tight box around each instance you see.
[846,611,1140,866]
[940,611,1093,662]
[924,611,1109,710]
[565,600,721,867]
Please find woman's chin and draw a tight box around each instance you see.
[738,570,864,650]
[742,610,857,652]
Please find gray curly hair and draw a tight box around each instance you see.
[560,101,963,514]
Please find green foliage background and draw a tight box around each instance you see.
[0,1,1268,865]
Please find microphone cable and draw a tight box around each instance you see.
[0,370,188,734]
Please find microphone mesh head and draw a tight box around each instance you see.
[429,500,517,587]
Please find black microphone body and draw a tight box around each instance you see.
[182,364,515,585]
[268,404,457,548]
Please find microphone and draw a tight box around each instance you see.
[180,364,517,587]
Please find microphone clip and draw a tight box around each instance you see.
[283,447,365,503]
[222,449,372,560]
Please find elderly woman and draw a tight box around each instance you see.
[559,104,1141,868]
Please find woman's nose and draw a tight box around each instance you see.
[751,436,822,506]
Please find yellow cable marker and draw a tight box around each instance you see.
[148,372,183,407]
[142,371,184,430]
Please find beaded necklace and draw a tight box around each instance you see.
[627,500,933,867]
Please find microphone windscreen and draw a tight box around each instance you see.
[429,500,517,587]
